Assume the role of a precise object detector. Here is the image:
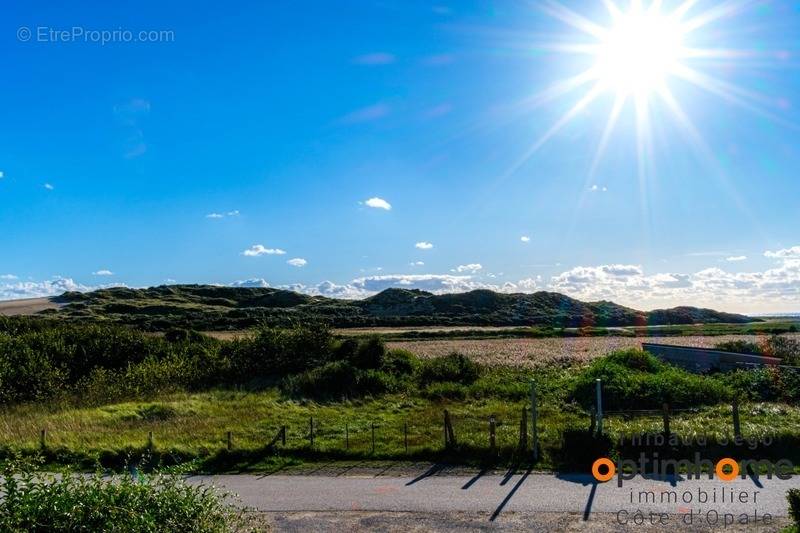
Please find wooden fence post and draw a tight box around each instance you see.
[530,380,538,461]
[40,429,46,449]
[732,398,741,437]
[443,410,449,449]
[662,403,670,438]
[443,410,456,449]
[595,378,603,435]
[489,415,496,454]
[281,425,286,446]
[226,431,232,451]
[519,406,528,452]
[147,431,154,451]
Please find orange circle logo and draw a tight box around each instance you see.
[715,458,739,481]
[592,457,615,482]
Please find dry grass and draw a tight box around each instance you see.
[0,297,62,316]
[388,334,800,367]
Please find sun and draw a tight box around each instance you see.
[595,6,684,95]
[504,0,789,184]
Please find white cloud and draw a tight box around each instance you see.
[520,236,531,243]
[93,270,114,276]
[242,245,286,257]
[765,246,800,260]
[0,171,4,179]
[0,277,126,301]
[454,263,483,273]
[410,261,425,267]
[364,197,392,210]
[206,210,239,219]
[44,183,54,190]
[231,278,270,288]
[353,52,396,65]
[281,274,542,299]
[0,274,17,280]
[287,258,307,267]
[415,241,434,250]
[549,255,800,312]
[726,256,747,262]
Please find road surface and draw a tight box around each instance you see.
[189,470,800,530]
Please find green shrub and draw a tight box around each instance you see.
[569,349,731,410]
[281,361,399,400]
[715,340,762,355]
[381,349,418,375]
[763,335,800,364]
[417,352,480,386]
[229,323,335,376]
[789,489,800,530]
[350,336,386,369]
[0,458,238,532]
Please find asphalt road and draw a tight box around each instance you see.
[189,470,800,523]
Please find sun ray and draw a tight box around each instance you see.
[670,0,702,20]
[680,0,755,33]
[657,85,769,239]
[680,47,761,59]
[602,0,623,20]
[539,1,609,40]
[517,67,599,112]
[502,82,604,179]
[670,63,799,129]
[634,92,653,242]
[589,93,627,179]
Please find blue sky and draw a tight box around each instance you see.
[1,0,799,312]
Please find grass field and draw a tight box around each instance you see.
[2,316,800,474]
[3,389,800,472]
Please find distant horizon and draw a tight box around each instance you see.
[1,279,799,317]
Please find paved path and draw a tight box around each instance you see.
[190,470,800,521]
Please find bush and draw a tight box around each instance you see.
[350,336,386,369]
[0,457,238,532]
[281,361,399,400]
[227,323,335,376]
[715,335,800,364]
[722,366,800,404]
[763,335,800,364]
[715,340,762,355]
[381,349,418,375]
[417,352,480,386]
[569,349,731,410]
[789,489,800,530]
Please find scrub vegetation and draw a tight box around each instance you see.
[3,316,800,474]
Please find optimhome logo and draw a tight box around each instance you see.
[592,453,794,487]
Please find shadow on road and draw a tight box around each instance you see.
[461,467,489,490]
[489,467,532,522]
[405,463,446,486]
[582,481,597,521]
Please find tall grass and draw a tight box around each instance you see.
[0,456,239,531]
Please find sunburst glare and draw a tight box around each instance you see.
[508,0,794,184]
